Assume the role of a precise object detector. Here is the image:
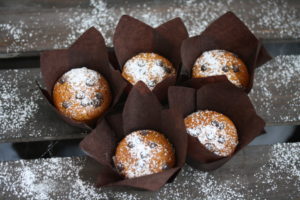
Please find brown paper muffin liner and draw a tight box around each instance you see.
[39,27,128,129]
[181,11,272,93]
[168,80,265,170]
[113,15,189,102]
[80,82,188,191]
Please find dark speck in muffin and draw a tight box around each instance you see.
[162,163,170,170]
[222,66,229,72]
[232,65,240,73]
[201,65,207,71]
[149,142,158,148]
[92,98,102,107]
[162,66,172,74]
[62,101,71,109]
[127,141,134,148]
[218,135,226,144]
[95,92,103,100]
[211,120,224,130]
[140,130,149,136]
[81,100,92,107]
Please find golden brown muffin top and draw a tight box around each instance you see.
[122,53,175,90]
[53,67,111,122]
[184,110,238,157]
[192,50,249,88]
[114,130,175,179]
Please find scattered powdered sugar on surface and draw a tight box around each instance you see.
[185,110,238,157]
[0,0,299,54]
[0,143,299,199]
[0,69,41,138]
[123,53,175,90]
[0,157,109,200]
[0,21,28,43]
[249,55,300,124]
[253,143,300,197]
[0,68,88,141]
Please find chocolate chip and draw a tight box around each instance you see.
[211,120,219,127]
[222,66,229,72]
[218,123,225,130]
[95,92,103,100]
[162,163,170,170]
[156,60,164,67]
[137,61,144,68]
[204,143,215,152]
[140,130,149,136]
[163,66,172,74]
[218,135,225,144]
[81,100,92,107]
[92,98,103,108]
[116,163,124,172]
[93,93,104,107]
[93,92,104,107]
[212,120,224,130]
[86,78,96,86]
[232,65,240,72]
[75,92,85,99]
[201,65,207,71]
[149,142,158,148]
[155,60,172,74]
[62,101,71,109]
[127,141,134,148]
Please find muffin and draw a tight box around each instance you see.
[184,110,238,157]
[122,53,176,90]
[192,50,249,88]
[113,130,175,179]
[53,67,112,122]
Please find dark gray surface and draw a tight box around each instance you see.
[0,143,299,199]
[0,0,299,58]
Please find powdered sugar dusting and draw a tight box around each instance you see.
[249,55,300,124]
[1,0,299,55]
[0,157,109,200]
[122,53,175,90]
[0,69,41,137]
[0,68,89,142]
[185,110,238,157]
[193,50,248,88]
[117,132,157,178]
[61,0,300,48]
[253,143,300,197]
[1,143,299,199]
[62,67,101,90]
[114,130,174,178]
